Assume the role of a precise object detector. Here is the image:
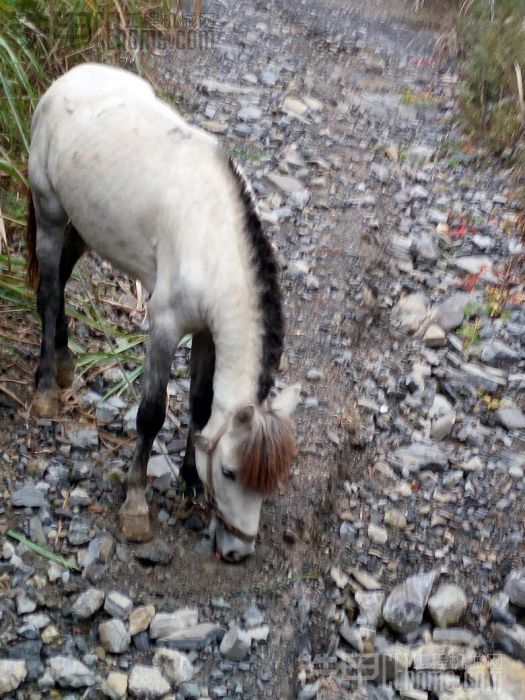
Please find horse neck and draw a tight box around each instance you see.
[211,288,262,420]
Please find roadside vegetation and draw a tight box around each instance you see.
[0,1,195,407]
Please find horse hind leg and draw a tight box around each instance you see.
[54,224,87,388]
[31,190,68,418]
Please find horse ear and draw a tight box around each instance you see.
[271,384,301,419]
[234,404,255,429]
[194,433,213,453]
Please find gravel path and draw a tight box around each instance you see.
[1,1,525,698]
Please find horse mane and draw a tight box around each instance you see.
[227,157,284,402]
[237,410,296,495]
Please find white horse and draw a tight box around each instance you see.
[27,63,300,562]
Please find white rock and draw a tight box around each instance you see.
[104,590,133,619]
[0,659,27,694]
[101,671,128,699]
[392,293,428,334]
[220,627,252,660]
[99,618,131,653]
[423,323,447,348]
[149,608,199,640]
[128,665,170,697]
[72,588,105,619]
[368,523,388,545]
[49,656,95,687]
[153,647,194,684]
[282,96,308,115]
[428,584,468,627]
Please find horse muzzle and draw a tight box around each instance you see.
[214,523,256,563]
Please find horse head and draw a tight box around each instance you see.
[194,384,301,562]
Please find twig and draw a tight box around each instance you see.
[0,382,26,408]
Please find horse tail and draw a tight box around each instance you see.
[26,189,38,290]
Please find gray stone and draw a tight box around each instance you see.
[265,172,305,195]
[368,523,388,544]
[260,67,278,86]
[16,593,36,615]
[371,162,390,183]
[496,407,525,431]
[504,569,525,608]
[200,78,256,95]
[99,618,131,654]
[460,363,507,392]
[389,443,449,474]
[493,623,525,661]
[428,584,468,627]
[237,106,262,121]
[128,665,170,697]
[72,588,105,619]
[83,533,115,582]
[123,405,139,434]
[0,659,27,694]
[79,390,102,409]
[433,628,477,645]
[391,293,428,334]
[68,427,99,449]
[96,398,122,422]
[160,622,223,650]
[153,647,194,684]
[69,486,91,507]
[451,255,494,277]
[49,656,96,688]
[480,340,520,367]
[147,455,173,479]
[105,591,133,619]
[383,571,438,634]
[21,613,50,630]
[409,185,429,200]
[219,627,251,661]
[150,608,199,640]
[68,517,92,545]
[135,539,173,566]
[11,484,47,508]
[434,293,474,332]
[431,413,456,441]
[298,682,320,700]
[355,591,385,627]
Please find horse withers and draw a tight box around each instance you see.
[26,63,300,562]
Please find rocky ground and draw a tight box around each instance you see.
[1,0,525,698]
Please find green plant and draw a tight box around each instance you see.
[457,318,482,348]
[458,1,525,155]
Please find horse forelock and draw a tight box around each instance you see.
[237,410,296,495]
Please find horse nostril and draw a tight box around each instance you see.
[221,549,247,564]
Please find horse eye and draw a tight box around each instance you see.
[221,466,236,481]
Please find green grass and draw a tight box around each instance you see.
[0,1,190,402]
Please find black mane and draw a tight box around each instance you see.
[227,157,284,403]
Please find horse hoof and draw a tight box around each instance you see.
[55,353,75,388]
[31,390,59,418]
[119,489,153,542]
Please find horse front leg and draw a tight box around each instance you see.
[119,308,181,542]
